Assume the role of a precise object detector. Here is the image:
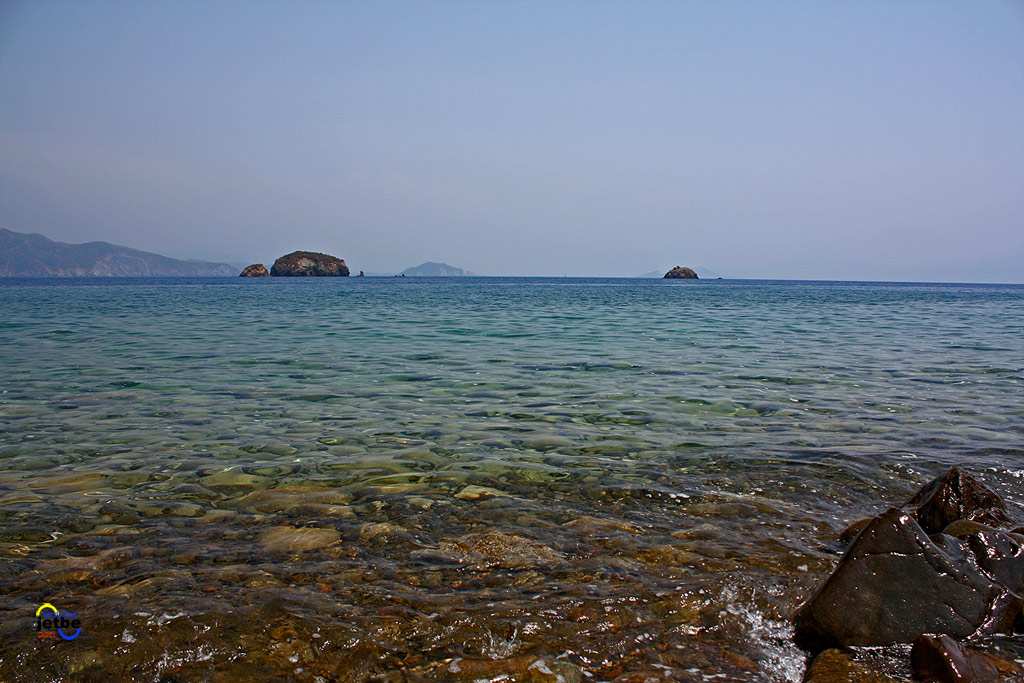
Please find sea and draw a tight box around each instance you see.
[1,277,1022,682]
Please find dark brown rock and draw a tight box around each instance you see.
[239,263,269,277]
[906,467,1010,534]
[911,634,1024,682]
[269,251,349,277]
[965,529,1024,594]
[837,518,873,547]
[803,649,901,683]
[942,520,1014,538]
[663,265,698,279]
[793,508,1021,652]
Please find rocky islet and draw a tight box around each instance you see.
[663,265,699,279]
[239,263,269,277]
[239,251,351,277]
[269,251,350,277]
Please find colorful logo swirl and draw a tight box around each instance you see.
[36,603,81,640]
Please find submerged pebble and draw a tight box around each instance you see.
[258,526,341,552]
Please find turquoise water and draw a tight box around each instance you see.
[1,277,1022,681]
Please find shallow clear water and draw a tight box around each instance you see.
[1,277,1022,681]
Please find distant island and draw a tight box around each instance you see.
[239,257,475,277]
[0,228,236,277]
[664,266,699,279]
[241,251,349,277]
[400,262,475,277]
[639,266,723,278]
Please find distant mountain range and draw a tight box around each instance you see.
[0,228,236,276]
[399,262,475,276]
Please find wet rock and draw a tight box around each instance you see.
[942,520,1017,539]
[454,484,508,500]
[793,508,1021,651]
[413,656,582,683]
[565,515,642,535]
[663,265,699,279]
[963,529,1024,594]
[357,522,417,547]
[258,526,340,552]
[125,500,205,518]
[427,531,565,570]
[45,569,104,587]
[803,649,901,682]
[0,491,43,506]
[270,251,350,276]
[910,634,1024,683]
[0,525,54,542]
[65,649,101,675]
[635,544,702,567]
[199,467,269,491]
[229,486,352,513]
[280,504,356,523]
[257,443,298,456]
[239,263,269,277]
[905,467,1010,534]
[837,518,872,546]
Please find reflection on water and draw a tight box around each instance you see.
[1,278,1022,681]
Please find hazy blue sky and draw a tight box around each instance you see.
[1,1,1022,279]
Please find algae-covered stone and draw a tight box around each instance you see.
[228,486,352,513]
[259,526,340,552]
[454,485,508,500]
[804,649,901,682]
[413,656,582,682]
[432,531,565,569]
[199,468,269,490]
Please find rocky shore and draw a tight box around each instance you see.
[795,467,1023,682]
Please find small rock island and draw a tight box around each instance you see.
[239,264,269,277]
[271,251,349,277]
[240,251,350,277]
[664,266,698,279]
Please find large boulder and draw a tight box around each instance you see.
[663,266,698,279]
[905,466,1010,533]
[239,263,269,277]
[270,251,349,277]
[793,508,1021,651]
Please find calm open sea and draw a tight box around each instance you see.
[1,277,1022,682]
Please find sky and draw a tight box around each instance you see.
[1,0,1022,280]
